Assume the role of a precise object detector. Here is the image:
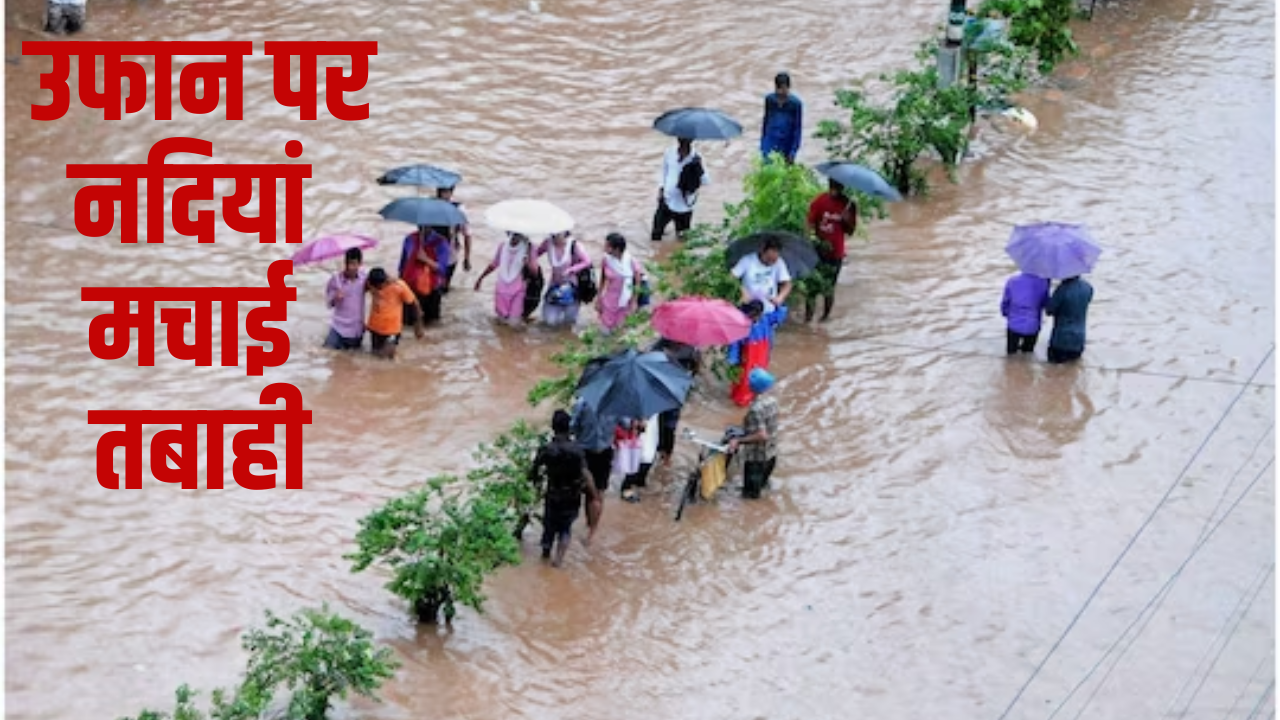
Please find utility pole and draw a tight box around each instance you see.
[937,0,966,89]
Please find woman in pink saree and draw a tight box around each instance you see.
[474,232,538,325]
[595,232,644,332]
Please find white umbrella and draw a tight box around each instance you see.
[485,199,575,237]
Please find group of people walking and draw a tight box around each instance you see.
[320,72,821,357]
[318,67,1096,568]
[529,363,781,568]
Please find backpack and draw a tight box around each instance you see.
[676,156,703,199]
[572,241,598,303]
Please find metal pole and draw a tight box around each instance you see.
[938,0,966,88]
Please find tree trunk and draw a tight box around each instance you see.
[415,596,442,624]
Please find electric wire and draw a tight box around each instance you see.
[1050,459,1274,720]
[993,345,1274,720]
[1167,563,1274,717]
[1245,680,1274,720]
[1221,650,1274,720]
[1049,425,1275,719]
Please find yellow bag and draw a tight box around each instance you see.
[700,453,728,500]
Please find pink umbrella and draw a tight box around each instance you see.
[651,297,752,347]
[290,234,379,267]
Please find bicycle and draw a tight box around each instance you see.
[674,425,745,521]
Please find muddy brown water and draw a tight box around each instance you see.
[4,0,1275,718]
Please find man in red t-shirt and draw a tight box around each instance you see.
[805,179,856,322]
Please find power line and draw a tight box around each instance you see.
[1167,562,1275,717]
[1053,425,1275,720]
[1245,679,1274,720]
[1224,651,1275,720]
[994,346,1275,720]
[1194,427,1276,544]
[1047,459,1274,720]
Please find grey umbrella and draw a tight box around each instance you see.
[653,107,743,141]
[814,161,903,202]
[575,349,693,420]
[376,164,462,189]
[379,197,468,227]
[725,231,821,279]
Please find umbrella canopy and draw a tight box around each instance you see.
[575,349,693,420]
[485,199,575,236]
[653,107,743,141]
[814,161,903,202]
[725,230,821,279]
[379,197,467,228]
[290,233,379,267]
[1005,222,1102,279]
[376,164,461,188]
[651,297,751,347]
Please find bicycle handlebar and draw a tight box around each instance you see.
[681,428,729,453]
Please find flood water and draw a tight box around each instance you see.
[4,0,1275,718]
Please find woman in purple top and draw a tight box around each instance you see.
[535,231,592,327]
[1001,271,1051,354]
[324,247,368,350]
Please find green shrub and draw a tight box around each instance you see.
[116,608,396,720]
[347,477,521,623]
[468,421,548,538]
[978,0,1078,74]
[238,607,398,720]
[816,38,1029,197]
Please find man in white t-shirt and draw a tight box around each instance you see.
[45,0,85,34]
[651,137,709,242]
[731,236,793,313]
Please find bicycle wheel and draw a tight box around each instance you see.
[675,467,700,521]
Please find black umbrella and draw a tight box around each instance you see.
[376,164,462,189]
[379,197,467,227]
[814,161,903,202]
[575,349,692,420]
[725,231,820,279]
[653,107,743,141]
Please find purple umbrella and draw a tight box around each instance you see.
[1005,222,1102,280]
[290,234,379,267]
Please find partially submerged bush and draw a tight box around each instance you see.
[348,477,521,623]
[116,607,396,720]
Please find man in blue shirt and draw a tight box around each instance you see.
[761,72,803,163]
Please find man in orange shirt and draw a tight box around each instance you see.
[365,267,424,360]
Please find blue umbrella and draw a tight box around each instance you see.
[653,108,743,141]
[814,161,903,202]
[1005,222,1102,279]
[376,164,462,188]
[379,197,467,227]
[576,349,693,420]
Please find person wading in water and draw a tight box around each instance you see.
[530,410,601,567]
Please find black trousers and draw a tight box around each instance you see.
[805,258,844,318]
[657,409,680,456]
[1048,346,1082,364]
[403,289,441,326]
[441,263,457,294]
[540,501,579,550]
[584,448,614,492]
[1006,330,1039,355]
[651,198,693,241]
[621,463,653,493]
[743,457,776,499]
